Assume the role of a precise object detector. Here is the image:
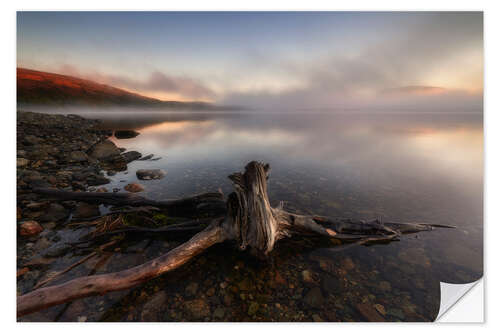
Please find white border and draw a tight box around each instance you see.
[2,1,497,332]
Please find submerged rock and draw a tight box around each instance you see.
[124,183,145,193]
[136,169,166,180]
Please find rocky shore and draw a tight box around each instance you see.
[16,111,148,290]
[17,111,147,226]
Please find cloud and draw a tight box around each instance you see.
[56,65,215,101]
[104,71,216,100]
[220,13,483,111]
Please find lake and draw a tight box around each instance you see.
[22,110,484,321]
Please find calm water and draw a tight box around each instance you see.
[22,111,484,322]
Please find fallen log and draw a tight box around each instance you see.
[32,188,227,217]
[18,161,454,317]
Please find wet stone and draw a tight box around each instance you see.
[124,183,145,193]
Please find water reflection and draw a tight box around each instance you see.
[75,111,482,321]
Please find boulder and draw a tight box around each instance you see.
[19,221,43,237]
[124,183,145,193]
[88,140,121,161]
[136,169,166,180]
[121,151,142,163]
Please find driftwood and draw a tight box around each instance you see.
[18,161,454,317]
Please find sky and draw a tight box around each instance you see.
[17,12,483,111]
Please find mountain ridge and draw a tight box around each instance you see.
[17,68,229,110]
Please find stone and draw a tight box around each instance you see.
[17,267,29,278]
[248,302,259,316]
[121,151,142,163]
[39,203,69,222]
[141,291,167,321]
[357,303,386,322]
[184,299,210,319]
[73,202,100,219]
[19,221,43,237]
[341,257,355,271]
[213,307,225,319]
[17,158,30,168]
[33,237,52,251]
[302,270,314,283]
[114,130,140,139]
[87,174,110,186]
[124,183,145,193]
[88,140,121,160]
[136,169,166,180]
[304,287,324,308]
[69,151,88,162]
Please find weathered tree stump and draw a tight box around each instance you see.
[17,161,453,317]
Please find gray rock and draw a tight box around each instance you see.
[136,169,166,180]
[121,151,142,163]
[88,140,121,160]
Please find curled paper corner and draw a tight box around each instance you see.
[435,278,483,322]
